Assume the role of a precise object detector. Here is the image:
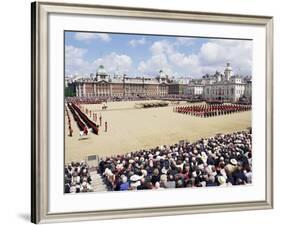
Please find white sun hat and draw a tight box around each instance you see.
[130,181,141,187]
[230,158,238,165]
[218,176,226,185]
[130,174,141,182]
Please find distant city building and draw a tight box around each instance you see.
[65,63,251,102]
[67,66,189,97]
[186,63,252,102]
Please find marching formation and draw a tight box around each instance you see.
[67,101,110,138]
[65,107,73,137]
[174,104,251,117]
[67,102,99,135]
[136,101,169,109]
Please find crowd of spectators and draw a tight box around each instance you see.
[98,130,252,191]
[66,95,196,105]
[64,161,93,193]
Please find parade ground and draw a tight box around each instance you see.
[65,100,251,163]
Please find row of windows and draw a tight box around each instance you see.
[205,88,245,94]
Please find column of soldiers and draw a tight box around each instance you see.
[68,102,110,136]
[84,108,108,133]
[67,103,87,132]
[65,106,73,137]
[174,104,251,118]
[72,103,99,135]
[83,107,103,130]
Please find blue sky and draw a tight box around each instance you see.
[65,31,252,78]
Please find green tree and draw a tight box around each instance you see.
[65,87,76,97]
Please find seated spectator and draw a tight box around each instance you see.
[120,176,129,191]
[64,160,93,193]
[98,130,252,192]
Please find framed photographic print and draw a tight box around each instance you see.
[31,1,273,224]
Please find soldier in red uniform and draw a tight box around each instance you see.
[69,127,73,137]
[99,114,102,126]
[83,126,88,136]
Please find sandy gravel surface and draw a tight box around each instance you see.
[65,101,251,163]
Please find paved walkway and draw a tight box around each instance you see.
[90,170,108,192]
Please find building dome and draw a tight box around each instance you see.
[96,65,107,75]
[96,65,109,81]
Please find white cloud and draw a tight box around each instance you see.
[129,38,146,47]
[199,39,253,75]
[66,36,252,78]
[137,40,176,75]
[74,32,111,42]
[65,45,87,61]
[93,52,132,74]
[138,40,201,76]
[169,52,201,75]
[65,44,133,75]
[138,54,172,75]
[199,42,220,63]
[150,40,174,55]
[169,53,196,67]
[65,45,90,74]
[65,46,133,75]
[175,37,195,46]
[136,40,174,75]
[138,38,252,78]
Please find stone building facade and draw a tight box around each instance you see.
[73,66,171,97]
[186,63,252,102]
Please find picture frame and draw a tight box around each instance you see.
[31,1,273,224]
